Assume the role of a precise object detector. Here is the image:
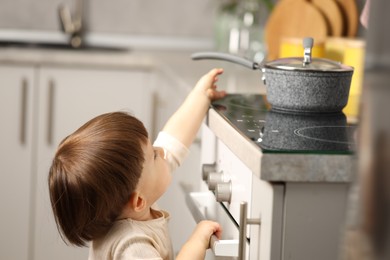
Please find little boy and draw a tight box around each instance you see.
[48,68,226,259]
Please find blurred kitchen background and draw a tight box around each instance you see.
[1,0,215,36]
[1,0,389,260]
[0,0,218,49]
[0,0,367,50]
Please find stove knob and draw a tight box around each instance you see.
[207,172,224,191]
[215,181,232,203]
[202,163,216,181]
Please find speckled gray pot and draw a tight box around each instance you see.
[263,68,353,113]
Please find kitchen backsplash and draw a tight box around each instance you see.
[0,0,217,37]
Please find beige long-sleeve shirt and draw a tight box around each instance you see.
[89,209,173,260]
[88,132,189,260]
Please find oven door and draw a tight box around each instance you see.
[185,191,250,259]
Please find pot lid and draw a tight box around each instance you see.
[264,37,353,72]
[264,57,354,72]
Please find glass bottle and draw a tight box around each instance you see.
[214,0,239,53]
[214,0,269,62]
[233,0,266,63]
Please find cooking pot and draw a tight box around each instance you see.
[192,37,354,114]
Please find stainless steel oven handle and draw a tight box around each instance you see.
[239,202,261,260]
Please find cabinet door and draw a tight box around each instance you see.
[249,177,284,260]
[34,67,153,260]
[0,65,35,260]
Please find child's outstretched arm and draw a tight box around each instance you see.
[162,68,226,148]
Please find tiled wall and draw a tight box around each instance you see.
[0,0,217,37]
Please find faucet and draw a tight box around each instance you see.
[58,0,84,48]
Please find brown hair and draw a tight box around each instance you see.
[48,112,148,247]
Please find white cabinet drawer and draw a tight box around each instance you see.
[185,191,250,258]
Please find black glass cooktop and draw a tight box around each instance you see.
[211,94,358,154]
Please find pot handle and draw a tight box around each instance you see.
[191,52,261,70]
[303,37,314,65]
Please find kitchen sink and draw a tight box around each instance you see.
[0,41,130,52]
[0,29,132,52]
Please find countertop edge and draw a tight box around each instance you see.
[0,47,156,70]
[261,153,357,183]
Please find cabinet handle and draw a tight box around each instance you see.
[151,91,157,140]
[47,79,55,145]
[20,78,28,145]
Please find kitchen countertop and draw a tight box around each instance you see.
[206,108,357,183]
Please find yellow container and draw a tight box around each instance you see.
[324,37,346,62]
[325,38,366,117]
[343,40,365,96]
[279,37,325,58]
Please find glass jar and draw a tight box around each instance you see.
[214,1,239,53]
[214,0,268,63]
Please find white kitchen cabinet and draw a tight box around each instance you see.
[198,125,284,260]
[0,65,36,260]
[33,66,153,260]
[0,63,153,260]
[198,121,351,260]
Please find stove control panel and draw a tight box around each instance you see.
[202,163,232,203]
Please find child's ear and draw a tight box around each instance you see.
[130,192,146,212]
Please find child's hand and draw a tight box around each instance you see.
[176,220,222,259]
[194,68,227,101]
[189,220,222,250]
[161,68,227,150]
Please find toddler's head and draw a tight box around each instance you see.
[48,112,148,246]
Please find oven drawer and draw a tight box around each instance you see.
[185,191,253,259]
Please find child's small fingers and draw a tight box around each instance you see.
[211,68,223,76]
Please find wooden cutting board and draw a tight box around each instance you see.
[265,0,328,60]
[335,0,359,36]
[311,0,344,36]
